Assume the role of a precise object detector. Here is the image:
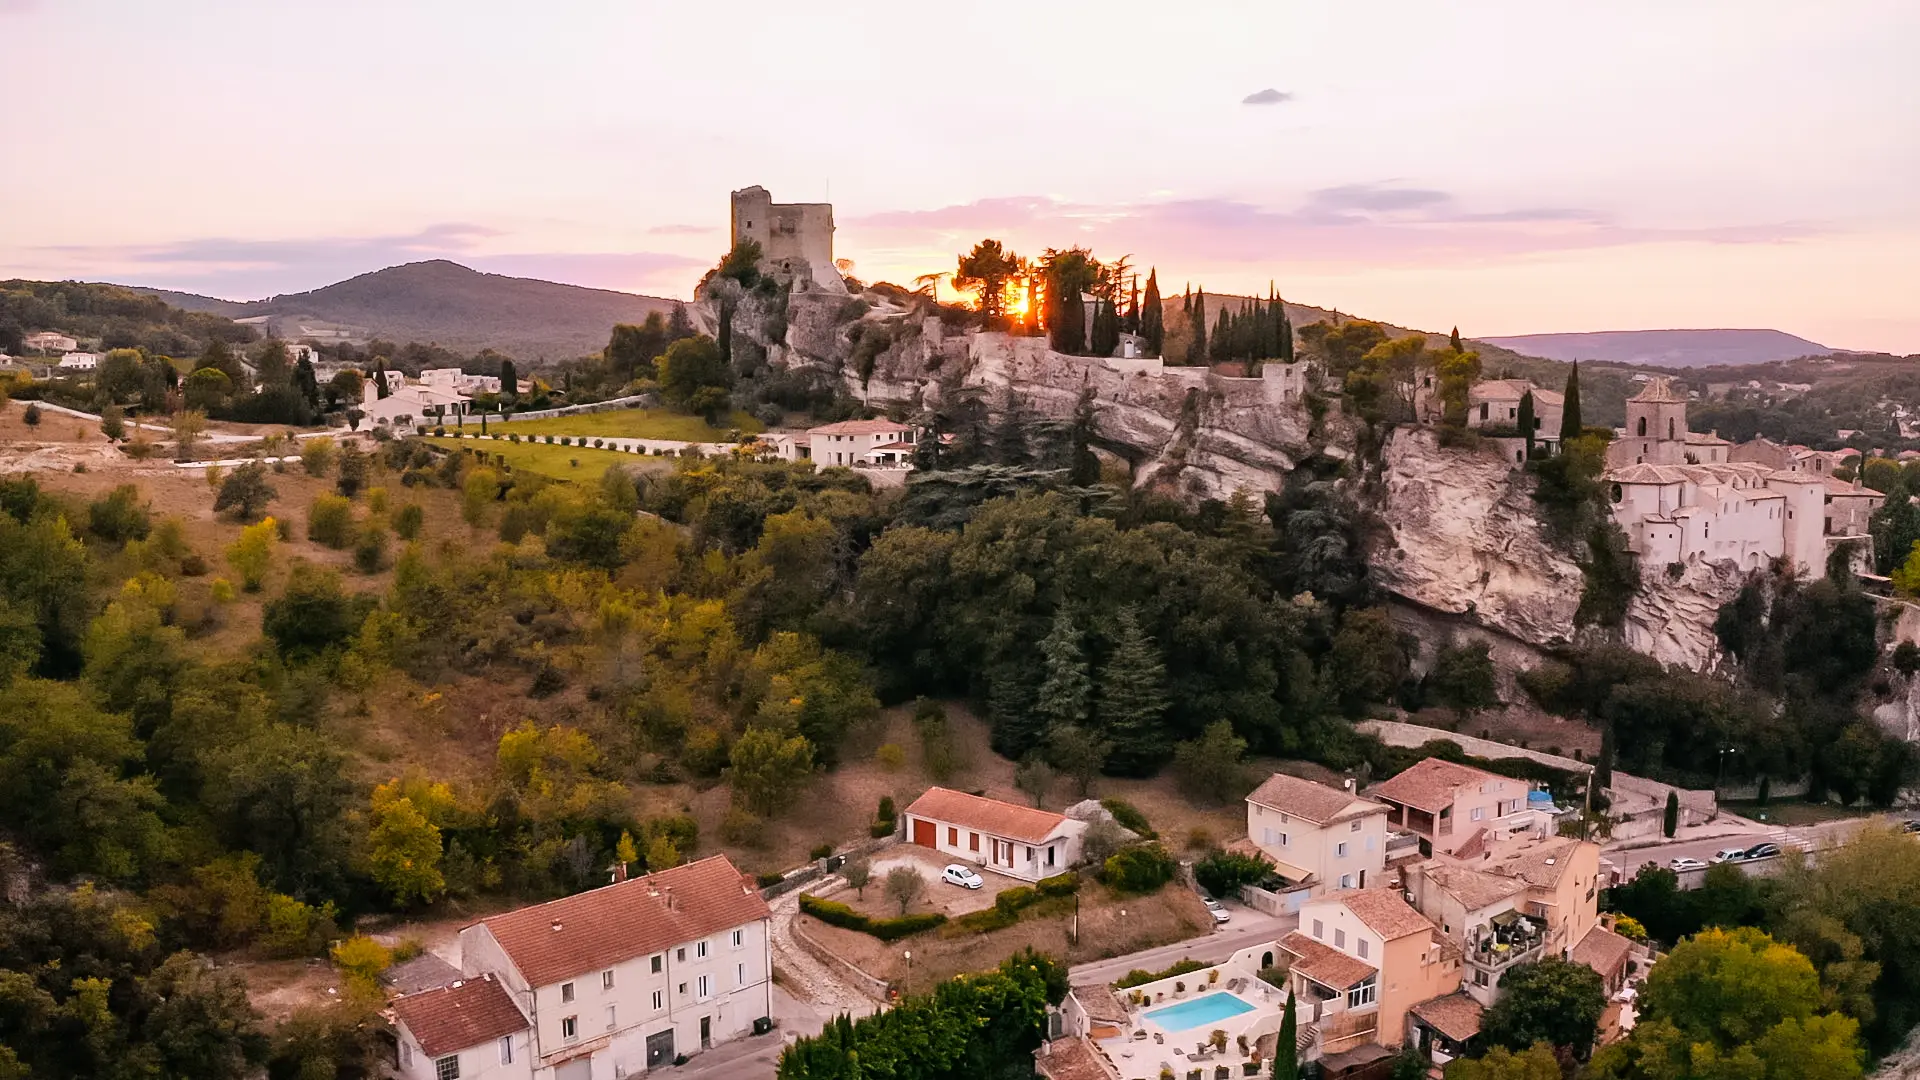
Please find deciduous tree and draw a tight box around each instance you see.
[1482,957,1606,1055]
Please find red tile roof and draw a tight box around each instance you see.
[1280,930,1376,991]
[392,974,527,1058]
[809,419,911,435]
[1035,1036,1113,1080]
[1246,772,1383,825]
[1369,758,1505,813]
[1410,993,1484,1043]
[903,787,1069,844]
[478,855,770,989]
[1321,888,1440,940]
[1572,924,1635,979]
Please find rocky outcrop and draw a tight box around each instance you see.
[1372,428,1585,648]
[1621,559,1747,670]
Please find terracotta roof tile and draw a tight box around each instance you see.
[478,855,769,989]
[808,419,912,435]
[1410,993,1484,1043]
[1321,888,1440,940]
[393,974,528,1058]
[1628,377,1689,404]
[1280,930,1376,991]
[1572,924,1635,978]
[1035,1036,1114,1080]
[1419,863,1527,912]
[1246,773,1383,825]
[1071,982,1128,1025]
[1368,758,1506,813]
[1486,836,1590,890]
[903,787,1069,844]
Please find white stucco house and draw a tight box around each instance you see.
[362,381,471,427]
[393,973,533,1080]
[1245,772,1390,894]
[901,787,1086,882]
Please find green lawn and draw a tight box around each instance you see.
[487,407,762,441]
[424,436,675,484]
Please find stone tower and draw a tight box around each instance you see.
[728,186,842,292]
[1620,376,1692,465]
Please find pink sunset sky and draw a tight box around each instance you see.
[3,0,1915,352]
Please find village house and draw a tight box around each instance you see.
[1244,772,1391,894]
[1367,759,1530,859]
[392,973,533,1080]
[57,351,101,370]
[1465,379,1564,445]
[805,418,917,467]
[361,380,472,428]
[1279,889,1464,1073]
[453,854,773,1080]
[421,367,504,396]
[900,786,1086,882]
[21,331,78,354]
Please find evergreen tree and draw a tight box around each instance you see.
[500,358,518,399]
[1273,991,1299,1080]
[717,298,734,365]
[1090,300,1119,358]
[1277,299,1294,363]
[373,361,390,399]
[1450,326,1463,352]
[1066,387,1101,486]
[986,661,1045,759]
[1035,610,1091,731]
[667,302,695,341]
[1099,607,1171,775]
[293,358,320,410]
[1051,287,1085,355]
[992,389,1032,466]
[1519,389,1537,457]
[1560,359,1583,440]
[1190,287,1207,364]
[1210,306,1232,365]
[1141,270,1164,355]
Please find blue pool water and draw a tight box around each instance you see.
[1142,991,1256,1031]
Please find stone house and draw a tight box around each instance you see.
[1465,379,1564,446]
[392,974,533,1080]
[803,419,916,467]
[454,855,773,1079]
[1367,759,1529,859]
[1244,772,1390,894]
[22,332,77,354]
[900,786,1085,882]
[729,186,842,292]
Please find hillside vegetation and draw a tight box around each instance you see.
[1480,328,1833,367]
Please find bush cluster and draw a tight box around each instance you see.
[1114,958,1208,989]
[1100,797,1156,838]
[798,894,946,941]
[1102,843,1178,894]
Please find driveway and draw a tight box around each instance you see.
[863,847,1016,917]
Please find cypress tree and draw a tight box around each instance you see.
[1450,325,1463,352]
[500,358,518,399]
[1099,607,1171,776]
[1518,389,1537,458]
[1126,277,1141,336]
[1560,359,1583,441]
[1211,306,1232,364]
[1051,285,1085,355]
[1273,991,1299,1080]
[1141,270,1164,355]
[373,361,390,399]
[1035,610,1091,732]
[1190,287,1207,364]
[1663,790,1679,837]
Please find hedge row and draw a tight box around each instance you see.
[946,872,1080,936]
[798,894,946,942]
[1114,958,1207,990]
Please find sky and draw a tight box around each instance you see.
[3,0,1916,353]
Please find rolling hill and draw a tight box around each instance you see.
[1475,329,1832,368]
[117,261,678,361]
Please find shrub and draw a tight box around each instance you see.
[1100,798,1156,838]
[393,502,424,540]
[1114,959,1207,989]
[1103,843,1178,894]
[1036,872,1080,897]
[797,895,946,941]
[307,493,356,548]
[950,906,1019,935]
[300,437,335,476]
[875,743,906,769]
[869,818,897,839]
[809,843,834,860]
[87,484,152,544]
[756,872,784,888]
[353,524,391,574]
[877,795,896,820]
[994,886,1038,916]
[1194,850,1277,897]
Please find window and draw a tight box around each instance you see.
[697,940,709,959]
[678,982,688,995]
[697,975,711,1000]
[401,1042,412,1068]
[1471,807,1485,821]
[1335,842,1348,857]
[651,954,663,974]
[1350,820,1362,831]
[653,990,664,1010]
[1279,832,1290,847]
[732,929,744,948]
[1047,846,1056,866]
[561,982,575,1003]
[1340,874,1353,889]
[1312,919,1324,939]
[1365,835,1376,852]
[435,1054,461,1080]
[562,1016,578,1043]
[1334,929,1346,948]
[969,831,980,852]
[677,948,686,962]
[1358,939,1369,959]
[499,1036,514,1065]
[1025,846,1034,861]
[1348,976,1377,1008]
[606,1005,617,1030]
[738,963,747,986]
[948,826,958,846]
[602,969,615,990]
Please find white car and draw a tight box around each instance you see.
[1711,848,1748,864]
[1202,896,1231,924]
[942,864,983,889]
[1670,856,1709,872]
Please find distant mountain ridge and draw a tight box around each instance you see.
[1474,328,1831,368]
[115,260,677,361]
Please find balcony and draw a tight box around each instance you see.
[1466,915,1548,974]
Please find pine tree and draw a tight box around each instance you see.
[1450,326,1463,352]
[1560,359,1583,441]
[1035,611,1091,732]
[1190,287,1207,364]
[1099,607,1171,776]
[992,389,1031,466]
[1518,389,1536,458]
[1051,286,1085,355]
[1141,271,1164,355]
[667,302,695,341]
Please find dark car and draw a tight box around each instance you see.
[1743,841,1782,861]
[1902,819,1920,834]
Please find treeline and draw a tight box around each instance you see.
[0,280,255,358]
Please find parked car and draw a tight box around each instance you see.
[1670,857,1709,872]
[1743,842,1782,861]
[1711,848,1749,864]
[1201,896,1231,924]
[1902,819,1920,834]
[942,864,984,889]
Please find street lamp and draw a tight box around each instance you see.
[903,949,913,996]
[1716,747,1739,793]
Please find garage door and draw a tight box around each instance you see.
[912,818,935,848]
[555,1058,592,1080]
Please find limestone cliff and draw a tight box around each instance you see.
[1372,428,1585,647]
[1621,559,1746,670]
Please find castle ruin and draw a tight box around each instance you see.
[729,185,843,293]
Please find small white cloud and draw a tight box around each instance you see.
[1242,88,1293,106]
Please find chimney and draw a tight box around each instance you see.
[1343,777,1356,793]
[609,861,629,885]
[550,919,563,932]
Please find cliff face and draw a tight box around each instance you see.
[1621,560,1746,670]
[1372,428,1585,648]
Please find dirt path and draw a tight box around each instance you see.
[766,879,886,1019]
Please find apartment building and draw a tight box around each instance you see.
[1367,758,1529,858]
[1244,772,1390,893]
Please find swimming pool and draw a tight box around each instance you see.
[1142,991,1256,1032]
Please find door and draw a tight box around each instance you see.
[912,818,935,848]
[556,1058,592,1080]
[700,1016,712,1049]
[645,1030,675,1070]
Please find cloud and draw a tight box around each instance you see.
[0,0,38,14]
[1241,88,1293,106]
[647,223,715,236]
[27,224,702,299]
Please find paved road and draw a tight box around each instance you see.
[1606,811,1914,880]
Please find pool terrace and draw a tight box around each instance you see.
[1081,943,1300,1080]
